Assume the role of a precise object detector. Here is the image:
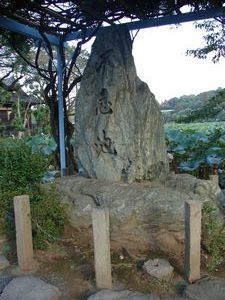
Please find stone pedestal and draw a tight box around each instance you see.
[58,174,221,270]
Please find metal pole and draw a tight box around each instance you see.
[57,47,66,176]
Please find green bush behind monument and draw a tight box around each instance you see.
[0,138,65,249]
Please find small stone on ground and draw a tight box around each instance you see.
[0,276,62,300]
[143,259,174,280]
[0,256,9,271]
[87,289,159,300]
[184,277,225,300]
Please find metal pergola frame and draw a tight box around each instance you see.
[0,7,224,175]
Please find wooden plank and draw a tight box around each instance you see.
[184,200,202,282]
[92,207,112,289]
[14,195,34,272]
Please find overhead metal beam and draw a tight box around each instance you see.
[65,7,225,41]
[56,47,67,176]
[126,7,225,31]
[1,7,224,44]
[0,16,60,46]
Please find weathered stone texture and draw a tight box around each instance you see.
[75,25,168,182]
[143,259,174,281]
[58,174,224,268]
[184,277,225,300]
[87,289,158,300]
[0,276,62,300]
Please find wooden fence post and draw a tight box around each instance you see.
[209,174,219,185]
[14,195,35,272]
[92,207,112,289]
[184,200,202,282]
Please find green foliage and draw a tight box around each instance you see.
[0,138,47,193]
[0,138,65,249]
[0,86,11,105]
[202,202,225,270]
[31,185,66,249]
[32,105,51,135]
[11,100,26,129]
[177,89,225,123]
[165,122,225,177]
[1,243,11,257]
[26,135,57,156]
[161,88,224,123]
[166,120,225,271]
[11,116,24,132]
[1,30,32,55]
[0,119,4,135]
[186,19,225,63]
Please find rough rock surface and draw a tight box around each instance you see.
[87,289,159,300]
[184,277,225,300]
[0,276,13,294]
[75,25,168,183]
[58,173,224,267]
[0,276,62,300]
[143,259,174,280]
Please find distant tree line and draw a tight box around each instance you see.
[161,87,225,123]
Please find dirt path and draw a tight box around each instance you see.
[34,241,182,300]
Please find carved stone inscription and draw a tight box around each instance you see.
[94,130,117,156]
[96,89,113,115]
[75,25,168,182]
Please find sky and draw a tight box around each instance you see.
[132,21,225,103]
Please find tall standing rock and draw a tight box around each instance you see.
[75,25,168,182]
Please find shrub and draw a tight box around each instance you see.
[0,138,47,191]
[202,202,225,270]
[0,138,65,249]
[31,185,66,249]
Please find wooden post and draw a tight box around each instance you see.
[92,207,112,289]
[209,174,219,185]
[14,195,34,272]
[184,200,201,283]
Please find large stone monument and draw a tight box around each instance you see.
[75,25,168,182]
[59,26,225,268]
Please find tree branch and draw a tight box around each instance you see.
[10,41,50,81]
[0,75,23,92]
[0,69,14,82]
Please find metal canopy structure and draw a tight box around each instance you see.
[1,7,224,44]
[0,7,224,175]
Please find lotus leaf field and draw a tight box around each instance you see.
[165,122,225,180]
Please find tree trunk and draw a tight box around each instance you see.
[44,84,77,174]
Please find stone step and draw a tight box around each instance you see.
[184,277,225,300]
[0,276,62,300]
